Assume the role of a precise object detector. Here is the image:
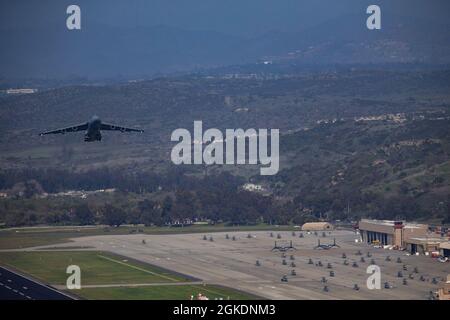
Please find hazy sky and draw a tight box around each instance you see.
[1,0,449,79]
[1,0,449,36]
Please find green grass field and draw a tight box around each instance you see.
[77,284,259,300]
[0,251,190,285]
[0,250,260,300]
[0,224,295,249]
[0,224,280,299]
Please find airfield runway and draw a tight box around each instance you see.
[26,230,449,300]
[0,266,73,300]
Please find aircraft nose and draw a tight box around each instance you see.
[92,116,101,123]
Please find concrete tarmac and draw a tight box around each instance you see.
[12,230,450,300]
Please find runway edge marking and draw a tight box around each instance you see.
[0,265,76,300]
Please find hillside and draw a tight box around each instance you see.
[264,115,450,222]
[0,69,449,225]
[1,12,449,79]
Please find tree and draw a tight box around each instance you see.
[138,199,162,226]
[102,204,127,227]
[161,195,173,223]
[172,190,197,221]
[73,203,95,225]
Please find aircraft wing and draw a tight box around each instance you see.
[39,122,88,136]
[100,123,144,133]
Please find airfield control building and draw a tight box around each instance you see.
[358,219,428,248]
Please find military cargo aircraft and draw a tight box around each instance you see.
[39,116,144,141]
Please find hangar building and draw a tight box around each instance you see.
[440,242,450,258]
[358,219,428,248]
[301,222,334,231]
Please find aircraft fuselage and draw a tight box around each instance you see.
[85,116,102,142]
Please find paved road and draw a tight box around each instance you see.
[0,266,74,300]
